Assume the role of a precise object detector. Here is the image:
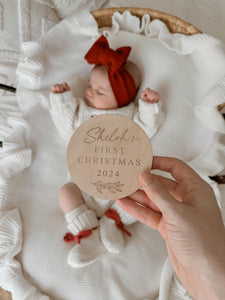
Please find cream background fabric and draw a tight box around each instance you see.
[0,1,225,299]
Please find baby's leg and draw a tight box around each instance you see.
[59,182,84,214]
[59,182,105,268]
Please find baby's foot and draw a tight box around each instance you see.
[64,208,105,268]
[100,209,131,254]
[65,227,105,268]
[141,88,159,103]
[51,82,70,93]
[100,215,125,254]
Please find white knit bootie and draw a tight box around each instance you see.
[99,206,133,254]
[100,201,136,254]
[64,204,105,268]
[100,211,125,254]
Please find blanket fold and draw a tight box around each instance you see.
[0,209,50,299]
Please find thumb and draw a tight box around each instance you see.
[139,172,179,214]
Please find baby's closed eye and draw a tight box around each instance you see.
[96,90,105,95]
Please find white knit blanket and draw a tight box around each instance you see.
[1,2,225,300]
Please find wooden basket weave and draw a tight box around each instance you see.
[91,7,202,35]
[0,6,222,300]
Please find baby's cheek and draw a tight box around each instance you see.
[109,96,118,109]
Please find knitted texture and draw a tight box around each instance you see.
[52,0,107,19]
[0,105,32,210]
[50,90,164,143]
[16,41,43,90]
[111,200,137,225]
[195,105,225,133]
[67,209,99,235]
[0,2,58,296]
[5,6,225,300]
[17,0,59,44]
[0,209,50,299]
[195,74,225,134]
[16,85,43,111]
[65,204,88,223]
[100,213,125,254]
[0,117,29,156]
[80,192,114,218]
[0,150,32,210]
[0,104,32,210]
[99,203,135,254]
[65,206,105,268]
[67,228,106,268]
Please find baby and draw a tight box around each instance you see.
[49,35,164,268]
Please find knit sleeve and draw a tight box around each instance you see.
[49,91,79,142]
[156,257,193,300]
[133,99,164,139]
[167,275,193,300]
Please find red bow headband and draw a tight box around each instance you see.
[84,35,136,107]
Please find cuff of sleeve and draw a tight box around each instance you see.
[67,210,99,235]
[50,90,73,108]
[138,99,162,115]
[170,274,193,299]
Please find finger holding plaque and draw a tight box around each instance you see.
[67,114,153,200]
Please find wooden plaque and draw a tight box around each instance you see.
[67,114,153,200]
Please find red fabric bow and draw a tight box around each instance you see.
[64,228,97,244]
[105,209,132,237]
[84,35,136,107]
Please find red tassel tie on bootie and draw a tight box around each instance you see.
[105,209,132,237]
[64,227,97,244]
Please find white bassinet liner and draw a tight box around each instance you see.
[0,10,225,300]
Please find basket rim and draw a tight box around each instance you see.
[91,7,202,35]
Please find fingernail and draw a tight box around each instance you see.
[139,172,152,186]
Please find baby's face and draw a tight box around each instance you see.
[84,67,118,110]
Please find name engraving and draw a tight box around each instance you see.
[84,127,138,144]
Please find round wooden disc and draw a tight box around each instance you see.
[67,114,153,200]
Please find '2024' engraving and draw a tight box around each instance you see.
[97,169,119,177]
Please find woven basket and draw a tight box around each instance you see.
[91,7,202,35]
[92,7,225,113]
[0,6,222,300]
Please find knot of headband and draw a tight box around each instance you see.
[84,35,136,107]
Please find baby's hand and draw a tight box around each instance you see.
[141,88,159,103]
[51,82,70,93]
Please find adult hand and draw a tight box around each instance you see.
[117,156,225,300]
